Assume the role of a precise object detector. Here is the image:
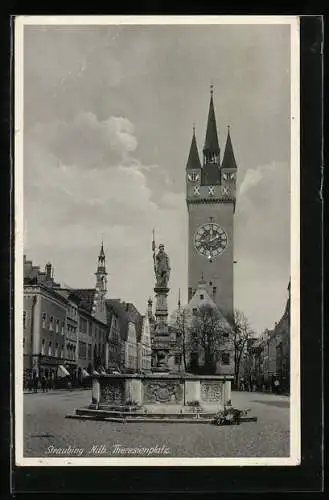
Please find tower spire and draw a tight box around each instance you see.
[203,85,220,158]
[186,124,201,170]
[222,125,237,170]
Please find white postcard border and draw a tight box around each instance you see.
[14,15,300,467]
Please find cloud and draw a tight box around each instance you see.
[26,113,138,170]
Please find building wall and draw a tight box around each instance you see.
[124,322,138,371]
[24,285,68,381]
[187,202,234,318]
[77,312,93,371]
[137,315,152,372]
[107,313,121,371]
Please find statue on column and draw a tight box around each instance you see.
[152,231,171,288]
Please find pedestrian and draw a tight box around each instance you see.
[273,378,280,394]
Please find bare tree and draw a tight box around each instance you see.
[229,309,255,387]
[189,304,229,374]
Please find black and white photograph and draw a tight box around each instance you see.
[14,15,300,466]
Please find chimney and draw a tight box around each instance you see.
[45,262,52,279]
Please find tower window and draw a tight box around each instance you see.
[200,294,204,300]
[213,286,217,297]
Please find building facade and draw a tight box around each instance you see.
[24,276,69,385]
[240,281,290,393]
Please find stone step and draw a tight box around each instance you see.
[69,408,258,424]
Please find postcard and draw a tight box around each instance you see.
[14,15,300,467]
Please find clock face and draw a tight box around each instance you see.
[194,223,228,258]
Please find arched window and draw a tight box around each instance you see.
[41,338,45,355]
[48,341,52,357]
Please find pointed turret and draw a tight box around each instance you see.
[201,86,221,185]
[203,85,220,161]
[95,241,107,290]
[186,125,201,170]
[221,126,237,170]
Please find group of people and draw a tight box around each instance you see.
[25,376,51,393]
[239,375,283,394]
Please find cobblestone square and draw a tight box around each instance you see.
[23,389,290,458]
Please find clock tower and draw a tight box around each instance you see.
[186,87,238,319]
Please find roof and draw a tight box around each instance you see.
[221,127,237,170]
[203,91,220,155]
[72,289,96,314]
[186,129,201,170]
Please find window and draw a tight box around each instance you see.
[192,308,198,316]
[87,344,92,360]
[23,337,25,348]
[55,343,59,357]
[49,316,54,331]
[221,352,230,365]
[48,341,52,357]
[79,341,85,359]
[200,294,204,300]
[73,345,76,360]
[209,281,213,286]
[175,354,182,365]
[42,312,46,329]
[60,346,64,359]
[188,287,193,302]
[55,319,59,333]
[80,318,87,334]
[61,321,65,334]
[23,311,26,328]
[41,339,45,355]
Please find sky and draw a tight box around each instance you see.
[23,22,291,334]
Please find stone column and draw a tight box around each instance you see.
[152,286,170,371]
[105,341,109,370]
[223,379,231,404]
[125,378,143,405]
[92,377,100,405]
[184,380,200,405]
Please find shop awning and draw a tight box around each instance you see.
[81,369,90,378]
[57,365,70,378]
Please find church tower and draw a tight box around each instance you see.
[186,86,238,319]
[92,241,108,323]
